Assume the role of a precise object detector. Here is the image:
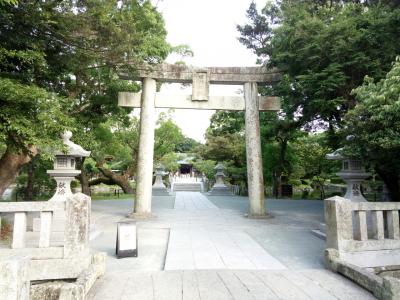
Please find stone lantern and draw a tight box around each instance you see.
[47,131,91,202]
[326,150,370,202]
[152,164,169,196]
[209,162,232,196]
[33,131,90,233]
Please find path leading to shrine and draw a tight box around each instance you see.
[87,192,376,299]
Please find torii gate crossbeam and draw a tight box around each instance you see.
[118,64,281,218]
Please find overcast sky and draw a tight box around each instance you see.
[149,0,267,142]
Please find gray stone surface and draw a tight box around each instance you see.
[0,255,30,300]
[120,64,281,219]
[86,193,377,299]
[133,77,157,218]
[244,82,266,217]
[119,63,282,84]
[30,252,106,300]
[119,92,281,111]
[324,196,400,299]
[87,269,375,300]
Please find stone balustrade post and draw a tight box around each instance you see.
[64,193,90,257]
[325,196,353,251]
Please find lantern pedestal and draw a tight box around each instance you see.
[337,170,370,202]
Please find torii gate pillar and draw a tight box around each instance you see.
[244,82,265,216]
[131,77,156,218]
[119,64,281,218]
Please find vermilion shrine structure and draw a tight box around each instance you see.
[118,64,281,218]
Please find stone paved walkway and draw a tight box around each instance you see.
[166,192,285,270]
[88,269,375,300]
[87,192,376,299]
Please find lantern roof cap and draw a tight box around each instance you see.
[55,131,91,157]
[215,162,225,170]
[326,148,344,160]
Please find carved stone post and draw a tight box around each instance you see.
[133,77,156,217]
[244,82,266,217]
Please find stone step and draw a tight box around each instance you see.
[172,183,202,192]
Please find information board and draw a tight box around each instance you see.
[116,221,138,258]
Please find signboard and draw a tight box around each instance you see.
[116,221,137,258]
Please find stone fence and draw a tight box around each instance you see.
[325,196,400,299]
[0,193,105,300]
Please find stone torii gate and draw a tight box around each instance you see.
[118,64,281,218]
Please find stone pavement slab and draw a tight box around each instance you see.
[165,192,285,271]
[87,269,376,300]
[174,191,218,210]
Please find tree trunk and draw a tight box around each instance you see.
[24,160,34,201]
[0,146,37,198]
[377,169,400,202]
[76,158,91,196]
[97,166,134,194]
[275,139,288,198]
[89,177,113,186]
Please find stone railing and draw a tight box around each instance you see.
[325,196,400,299]
[325,196,400,254]
[0,194,89,268]
[0,193,105,300]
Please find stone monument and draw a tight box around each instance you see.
[152,164,169,196]
[208,162,232,196]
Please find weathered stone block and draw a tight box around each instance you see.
[0,255,30,300]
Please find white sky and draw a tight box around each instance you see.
[148,0,267,142]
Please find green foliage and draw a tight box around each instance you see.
[155,113,185,161]
[0,0,171,193]
[238,1,400,142]
[293,134,340,180]
[160,152,181,173]
[16,156,56,199]
[0,0,17,5]
[237,0,400,197]
[0,78,71,155]
[175,136,200,153]
[347,58,400,152]
[192,159,216,180]
[197,133,246,166]
[208,111,245,136]
[344,57,400,200]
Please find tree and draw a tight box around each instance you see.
[292,134,340,199]
[81,113,186,194]
[0,79,71,196]
[154,113,185,161]
[345,57,400,201]
[175,137,200,153]
[240,2,400,134]
[0,0,171,195]
[192,159,216,180]
[237,1,400,196]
